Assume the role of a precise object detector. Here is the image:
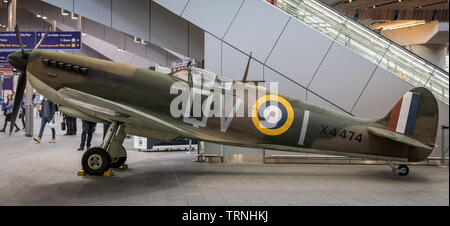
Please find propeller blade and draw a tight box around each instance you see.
[9,72,27,136]
[35,27,51,49]
[14,24,25,56]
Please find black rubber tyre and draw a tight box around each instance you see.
[82,147,111,175]
[397,165,409,176]
[110,146,127,168]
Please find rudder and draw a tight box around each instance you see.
[376,87,439,161]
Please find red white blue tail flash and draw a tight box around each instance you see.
[388,92,421,135]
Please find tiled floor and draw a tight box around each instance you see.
[0,115,448,206]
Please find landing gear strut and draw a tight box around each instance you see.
[387,161,409,176]
[81,122,127,175]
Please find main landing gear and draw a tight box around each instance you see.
[387,161,409,176]
[81,122,127,175]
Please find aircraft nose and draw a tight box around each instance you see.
[7,51,28,72]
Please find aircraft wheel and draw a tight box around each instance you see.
[110,146,127,168]
[397,165,409,176]
[82,147,111,175]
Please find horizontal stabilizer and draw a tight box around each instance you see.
[367,126,432,150]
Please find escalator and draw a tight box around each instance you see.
[272,0,448,105]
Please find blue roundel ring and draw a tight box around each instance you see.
[251,95,294,136]
[257,101,288,129]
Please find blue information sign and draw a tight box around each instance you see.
[0,32,35,50]
[0,52,14,65]
[36,31,82,50]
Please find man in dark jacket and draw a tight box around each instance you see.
[78,120,97,151]
[33,97,56,143]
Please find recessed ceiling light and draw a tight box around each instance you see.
[36,14,42,18]
[42,16,47,19]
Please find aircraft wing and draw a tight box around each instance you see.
[56,87,195,141]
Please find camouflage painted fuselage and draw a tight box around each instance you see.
[25,50,437,162]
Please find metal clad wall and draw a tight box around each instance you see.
[265,19,333,87]
[308,42,377,112]
[152,0,189,16]
[264,67,307,101]
[204,32,222,74]
[111,0,150,42]
[74,0,111,27]
[181,0,244,39]
[222,43,263,81]
[352,67,414,119]
[223,0,290,62]
[150,1,188,58]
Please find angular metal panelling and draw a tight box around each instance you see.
[188,24,205,61]
[306,91,347,114]
[104,25,125,48]
[62,14,76,28]
[204,33,222,75]
[83,18,105,40]
[181,0,244,39]
[153,0,189,16]
[351,67,414,119]
[42,0,73,11]
[111,0,150,42]
[151,1,188,58]
[131,55,155,68]
[125,35,146,59]
[264,67,306,101]
[223,0,290,63]
[308,42,376,112]
[43,2,62,23]
[265,19,333,87]
[146,43,169,67]
[222,43,263,81]
[113,50,134,64]
[74,0,112,27]
[16,9,31,31]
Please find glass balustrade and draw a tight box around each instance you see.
[270,0,449,104]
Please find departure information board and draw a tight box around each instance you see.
[0,32,35,50]
[36,31,82,50]
[0,52,14,65]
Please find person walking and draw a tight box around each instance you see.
[63,114,77,135]
[0,94,20,133]
[78,120,97,151]
[33,97,56,143]
[19,96,26,130]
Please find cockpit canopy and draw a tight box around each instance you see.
[171,67,233,91]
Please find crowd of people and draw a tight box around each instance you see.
[1,92,105,151]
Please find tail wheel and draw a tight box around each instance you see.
[82,147,111,175]
[397,165,409,176]
[110,146,127,168]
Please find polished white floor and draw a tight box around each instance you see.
[0,115,448,206]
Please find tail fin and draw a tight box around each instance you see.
[375,87,439,161]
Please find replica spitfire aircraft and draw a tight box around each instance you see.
[7,25,439,176]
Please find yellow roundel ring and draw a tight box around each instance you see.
[251,95,294,136]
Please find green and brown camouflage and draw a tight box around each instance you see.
[12,49,439,163]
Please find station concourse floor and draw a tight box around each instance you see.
[0,114,448,206]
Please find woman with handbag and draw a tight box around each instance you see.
[33,97,56,143]
[0,94,20,133]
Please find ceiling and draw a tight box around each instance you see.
[320,0,449,21]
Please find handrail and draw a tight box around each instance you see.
[265,0,449,104]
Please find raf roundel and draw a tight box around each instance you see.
[251,95,294,136]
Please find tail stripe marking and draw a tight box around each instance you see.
[388,97,403,132]
[404,93,421,135]
[396,92,413,134]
